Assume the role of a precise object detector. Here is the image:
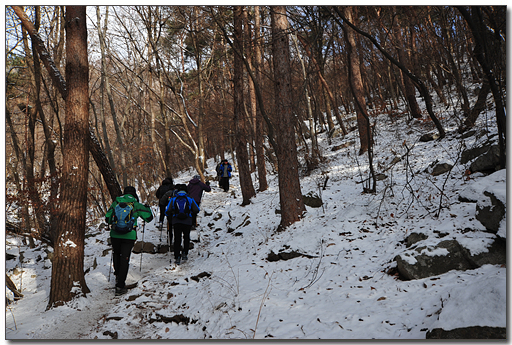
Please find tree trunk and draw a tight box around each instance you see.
[48,6,91,308]
[12,5,122,203]
[234,6,256,205]
[462,78,491,130]
[394,22,422,119]
[343,7,371,155]
[271,6,306,228]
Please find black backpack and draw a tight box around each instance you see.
[172,195,191,220]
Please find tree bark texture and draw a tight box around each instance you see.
[233,6,256,205]
[253,6,268,191]
[271,6,306,228]
[48,6,91,309]
[343,7,370,155]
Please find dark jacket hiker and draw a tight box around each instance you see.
[165,184,199,265]
[156,177,174,224]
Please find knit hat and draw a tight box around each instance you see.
[176,184,188,192]
[193,175,200,180]
[123,186,139,201]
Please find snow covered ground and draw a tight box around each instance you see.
[5,105,506,340]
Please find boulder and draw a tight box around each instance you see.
[395,240,474,280]
[461,144,492,164]
[303,192,323,208]
[476,191,506,235]
[426,326,506,339]
[469,145,501,173]
[404,232,428,248]
[462,238,506,267]
[431,163,453,176]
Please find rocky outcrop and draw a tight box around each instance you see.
[395,240,474,280]
[303,192,323,208]
[459,169,506,238]
[395,235,506,280]
[476,191,506,235]
[426,326,506,339]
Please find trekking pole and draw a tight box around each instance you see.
[108,225,113,282]
[140,220,145,272]
[108,246,113,282]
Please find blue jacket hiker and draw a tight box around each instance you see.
[105,186,153,296]
[165,184,199,265]
[217,159,232,192]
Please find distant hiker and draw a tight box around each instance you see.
[187,175,211,228]
[105,186,153,296]
[156,177,174,228]
[165,184,199,265]
[217,159,232,192]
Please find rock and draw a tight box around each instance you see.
[331,141,355,151]
[419,133,439,142]
[461,144,492,164]
[469,145,501,173]
[395,240,474,280]
[328,128,344,138]
[462,238,506,267]
[431,163,453,176]
[426,326,506,339]
[303,192,323,208]
[133,241,156,254]
[405,233,428,248]
[476,190,506,235]
[267,250,315,262]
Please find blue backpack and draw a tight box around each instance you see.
[172,195,191,220]
[113,202,135,233]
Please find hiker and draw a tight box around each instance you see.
[105,186,153,296]
[156,177,174,228]
[217,159,232,192]
[215,161,222,187]
[161,186,176,246]
[165,184,199,265]
[187,175,211,228]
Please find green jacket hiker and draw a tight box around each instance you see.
[105,193,154,240]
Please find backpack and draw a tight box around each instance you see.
[172,195,190,220]
[113,202,135,234]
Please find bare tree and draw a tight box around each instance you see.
[234,6,256,205]
[271,6,306,228]
[48,5,91,308]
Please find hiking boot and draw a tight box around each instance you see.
[115,287,128,296]
[182,255,188,262]
[175,256,181,265]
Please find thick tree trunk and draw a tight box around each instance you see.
[271,6,306,228]
[234,6,256,205]
[48,6,91,308]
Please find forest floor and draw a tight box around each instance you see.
[5,106,506,340]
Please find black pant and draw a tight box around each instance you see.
[173,222,191,259]
[159,205,167,223]
[220,176,230,192]
[111,237,135,288]
[166,217,173,246]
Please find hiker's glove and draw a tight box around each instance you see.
[206,181,210,186]
[144,203,150,208]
